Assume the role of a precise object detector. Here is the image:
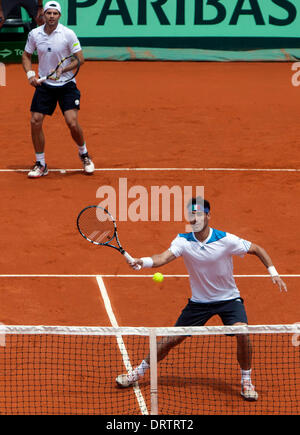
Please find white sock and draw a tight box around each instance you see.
[36,153,45,166]
[135,360,150,377]
[241,369,252,383]
[78,143,87,156]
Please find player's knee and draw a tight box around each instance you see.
[30,114,44,128]
[65,118,78,132]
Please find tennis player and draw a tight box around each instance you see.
[22,1,94,177]
[0,0,44,29]
[116,197,287,401]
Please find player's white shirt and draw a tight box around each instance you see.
[24,23,81,87]
[169,228,251,303]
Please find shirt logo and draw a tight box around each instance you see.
[48,47,52,52]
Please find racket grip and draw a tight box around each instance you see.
[123,251,141,270]
[37,76,47,83]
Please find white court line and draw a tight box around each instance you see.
[0,168,299,172]
[0,274,299,278]
[96,276,149,415]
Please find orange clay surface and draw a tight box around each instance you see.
[0,61,299,415]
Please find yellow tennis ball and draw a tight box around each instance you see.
[153,272,164,283]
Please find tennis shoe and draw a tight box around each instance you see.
[28,162,48,178]
[241,380,258,401]
[116,370,141,388]
[79,152,94,174]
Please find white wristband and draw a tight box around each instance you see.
[27,70,36,80]
[268,266,278,277]
[141,257,154,268]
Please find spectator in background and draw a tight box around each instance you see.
[0,0,44,30]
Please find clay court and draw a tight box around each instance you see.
[0,61,299,414]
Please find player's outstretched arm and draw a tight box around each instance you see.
[128,249,176,269]
[247,243,287,292]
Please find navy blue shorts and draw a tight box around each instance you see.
[30,82,81,115]
[175,297,248,327]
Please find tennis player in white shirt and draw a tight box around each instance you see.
[22,1,94,178]
[116,197,287,401]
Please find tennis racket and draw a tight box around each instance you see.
[37,54,80,84]
[77,205,141,270]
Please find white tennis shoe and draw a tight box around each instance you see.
[241,380,258,401]
[79,152,94,174]
[116,370,141,388]
[28,162,48,178]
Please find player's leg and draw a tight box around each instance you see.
[60,83,94,174]
[235,325,252,371]
[28,112,48,178]
[31,112,45,153]
[219,298,258,401]
[116,336,186,388]
[63,109,94,174]
[116,300,212,388]
[216,298,258,400]
[234,323,258,401]
[63,109,84,145]
[28,83,57,178]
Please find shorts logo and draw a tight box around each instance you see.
[75,99,80,106]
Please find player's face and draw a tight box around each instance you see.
[189,211,210,232]
[44,9,60,27]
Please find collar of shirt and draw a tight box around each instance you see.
[192,227,212,247]
[38,23,63,36]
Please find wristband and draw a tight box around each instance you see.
[27,70,36,80]
[141,257,154,268]
[268,266,278,277]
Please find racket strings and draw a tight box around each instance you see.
[50,55,80,81]
[78,208,115,244]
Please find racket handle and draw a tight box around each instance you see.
[37,76,47,83]
[123,251,141,270]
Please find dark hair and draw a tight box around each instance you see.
[187,196,210,213]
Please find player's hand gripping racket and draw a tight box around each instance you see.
[77,205,141,270]
[37,54,80,84]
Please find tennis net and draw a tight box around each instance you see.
[0,324,299,415]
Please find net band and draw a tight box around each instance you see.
[1,324,299,335]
